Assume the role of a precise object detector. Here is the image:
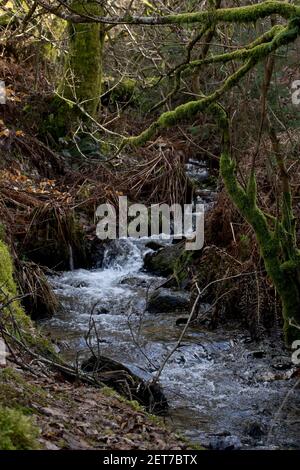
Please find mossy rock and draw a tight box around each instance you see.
[144,242,185,276]
[0,406,40,450]
[82,355,168,414]
[102,78,138,107]
[41,95,74,139]
[0,240,30,326]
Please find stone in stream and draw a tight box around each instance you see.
[147,288,190,313]
[244,421,266,440]
[120,276,149,288]
[145,240,164,251]
[81,355,168,415]
[208,434,242,450]
[143,242,185,276]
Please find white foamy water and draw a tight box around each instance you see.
[41,236,300,450]
[42,158,300,450]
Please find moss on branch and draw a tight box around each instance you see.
[181,25,284,76]
[47,1,299,26]
[124,19,299,148]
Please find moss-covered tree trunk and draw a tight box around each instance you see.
[63,1,105,117]
[50,1,105,135]
[220,149,300,345]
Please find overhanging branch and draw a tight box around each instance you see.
[122,19,300,148]
[36,1,299,25]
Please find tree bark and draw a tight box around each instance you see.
[62,1,105,118]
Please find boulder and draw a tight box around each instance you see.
[143,242,185,276]
[147,288,190,313]
[145,240,164,251]
[208,435,242,450]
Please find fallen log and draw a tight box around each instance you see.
[81,355,169,415]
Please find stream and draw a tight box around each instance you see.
[40,159,300,450]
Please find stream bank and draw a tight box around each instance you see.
[0,365,189,450]
[41,237,300,450]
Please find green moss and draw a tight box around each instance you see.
[60,1,105,119]
[0,240,59,356]
[102,386,147,413]
[110,78,137,104]
[158,1,298,25]
[42,17,66,62]
[173,250,194,288]
[43,95,74,139]
[46,1,106,136]
[0,11,13,28]
[0,240,30,327]
[0,406,40,450]
[0,368,48,416]
[180,25,284,77]
[220,139,300,345]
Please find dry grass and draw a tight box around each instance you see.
[15,259,60,319]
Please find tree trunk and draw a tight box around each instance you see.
[50,1,105,136]
[63,1,105,118]
[275,268,300,344]
[220,149,300,345]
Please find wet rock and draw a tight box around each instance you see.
[195,189,218,201]
[145,241,164,251]
[81,355,168,415]
[176,317,189,326]
[94,307,109,315]
[147,288,190,313]
[244,421,266,439]
[272,361,292,371]
[251,350,265,359]
[257,370,294,382]
[143,242,184,276]
[208,435,242,450]
[71,281,89,288]
[120,276,149,288]
[86,237,106,269]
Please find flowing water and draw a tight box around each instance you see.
[41,159,300,449]
[41,237,300,449]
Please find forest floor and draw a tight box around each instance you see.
[0,361,190,450]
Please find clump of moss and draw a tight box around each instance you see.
[0,406,40,450]
[0,240,30,327]
[110,78,137,105]
[0,240,57,358]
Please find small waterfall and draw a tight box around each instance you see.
[42,168,300,450]
[102,238,144,273]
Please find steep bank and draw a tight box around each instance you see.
[0,364,190,450]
